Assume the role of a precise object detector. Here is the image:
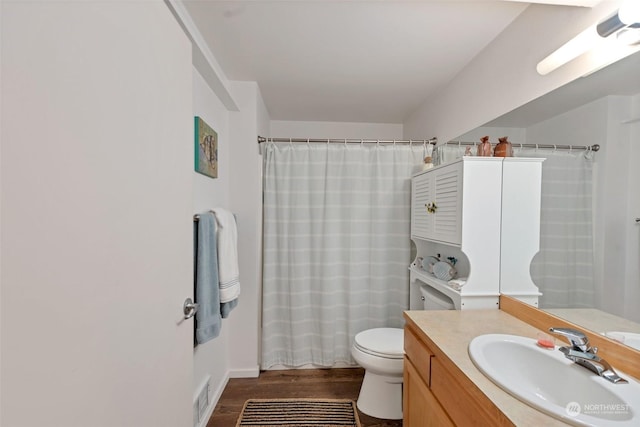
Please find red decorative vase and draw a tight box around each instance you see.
[494,136,513,157]
[477,136,492,157]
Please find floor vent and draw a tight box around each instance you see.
[193,376,211,427]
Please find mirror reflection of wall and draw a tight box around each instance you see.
[444,51,640,326]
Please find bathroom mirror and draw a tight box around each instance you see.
[450,50,640,350]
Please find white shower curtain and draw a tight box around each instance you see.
[516,148,595,309]
[434,145,595,308]
[261,142,424,368]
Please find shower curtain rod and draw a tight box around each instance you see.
[257,136,437,145]
[257,136,600,152]
[448,140,600,152]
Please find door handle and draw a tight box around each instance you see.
[183,298,199,320]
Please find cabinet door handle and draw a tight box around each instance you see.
[426,202,438,214]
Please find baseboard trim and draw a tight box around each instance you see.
[266,362,357,371]
[198,367,260,427]
[229,366,260,378]
[197,372,229,427]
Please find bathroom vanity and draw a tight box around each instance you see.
[403,309,565,426]
[403,304,640,427]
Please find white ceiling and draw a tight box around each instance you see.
[182,1,599,124]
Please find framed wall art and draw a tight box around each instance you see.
[194,116,218,179]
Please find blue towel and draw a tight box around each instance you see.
[221,297,238,318]
[195,212,222,344]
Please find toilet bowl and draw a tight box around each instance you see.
[351,328,404,420]
[352,287,454,419]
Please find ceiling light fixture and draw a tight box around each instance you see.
[616,27,640,46]
[597,2,640,37]
[536,1,640,75]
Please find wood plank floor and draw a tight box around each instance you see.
[206,368,403,427]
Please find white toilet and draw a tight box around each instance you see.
[351,327,404,420]
[352,284,455,420]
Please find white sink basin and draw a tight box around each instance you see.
[468,334,640,426]
[603,332,640,351]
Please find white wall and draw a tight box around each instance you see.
[455,127,527,145]
[255,85,271,367]
[1,1,194,425]
[403,1,630,143]
[598,96,632,318]
[270,120,402,140]
[0,0,4,412]
[604,95,640,323]
[192,67,232,423]
[226,81,269,376]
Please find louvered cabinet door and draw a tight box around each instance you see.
[411,172,434,240]
[411,161,463,245]
[431,162,463,245]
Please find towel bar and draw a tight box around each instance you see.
[193,213,237,222]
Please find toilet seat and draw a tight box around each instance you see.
[354,328,404,360]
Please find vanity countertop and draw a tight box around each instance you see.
[404,309,571,426]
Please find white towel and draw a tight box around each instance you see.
[448,278,467,291]
[211,208,240,303]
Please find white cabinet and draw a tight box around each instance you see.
[499,158,545,306]
[409,157,544,310]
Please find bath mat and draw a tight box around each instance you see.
[236,398,361,427]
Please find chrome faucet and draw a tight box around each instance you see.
[549,327,628,384]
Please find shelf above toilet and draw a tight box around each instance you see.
[409,266,499,310]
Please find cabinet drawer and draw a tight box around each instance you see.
[404,326,433,386]
[404,357,454,427]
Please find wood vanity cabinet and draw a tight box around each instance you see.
[404,325,454,426]
[403,322,515,427]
